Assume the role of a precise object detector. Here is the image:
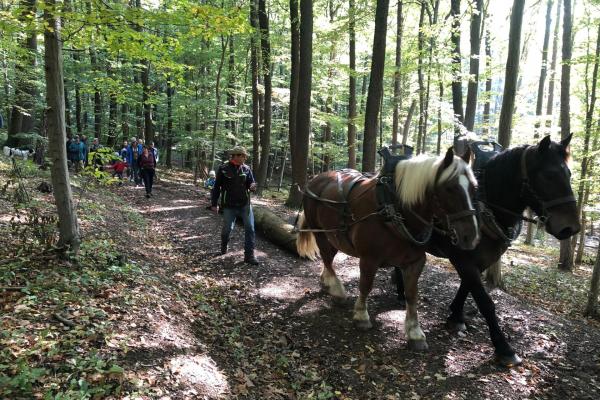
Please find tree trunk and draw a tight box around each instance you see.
[487,0,525,288]
[347,0,357,167]
[227,36,237,138]
[546,0,562,128]
[44,0,80,254]
[287,0,313,208]
[416,3,425,154]
[289,0,300,173]
[64,82,72,138]
[322,1,337,172]
[256,0,272,195]
[572,23,600,262]
[558,0,574,272]
[362,0,389,172]
[107,64,117,148]
[464,0,483,132]
[402,99,417,145]
[141,61,153,143]
[7,0,37,147]
[584,241,600,317]
[166,75,173,168]
[482,26,492,135]
[391,0,403,153]
[250,0,261,171]
[210,36,229,170]
[450,0,464,131]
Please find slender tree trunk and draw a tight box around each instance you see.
[289,0,300,174]
[107,64,117,147]
[287,0,313,207]
[256,0,272,195]
[391,1,403,152]
[322,1,337,172]
[44,0,80,254]
[64,83,72,137]
[546,0,562,128]
[558,0,574,272]
[7,0,37,147]
[584,242,600,317]
[166,75,173,168]
[571,23,600,262]
[227,36,237,138]
[450,0,464,131]
[402,99,417,145]
[482,27,492,135]
[210,36,229,170]
[487,0,525,288]
[416,3,426,154]
[362,0,389,172]
[464,0,483,132]
[347,0,357,167]
[250,0,261,170]
[141,61,153,143]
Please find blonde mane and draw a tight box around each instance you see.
[393,154,476,207]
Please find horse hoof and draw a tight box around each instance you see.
[354,319,372,330]
[496,353,522,367]
[408,340,429,351]
[446,320,467,333]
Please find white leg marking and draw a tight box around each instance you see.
[320,266,347,299]
[353,295,369,322]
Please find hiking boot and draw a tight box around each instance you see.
[244,254,259,266]
[145,193,150,198]
[220,242,228,255]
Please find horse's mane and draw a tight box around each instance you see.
[393,154,476,207]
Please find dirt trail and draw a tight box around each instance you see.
[114,175,600,399]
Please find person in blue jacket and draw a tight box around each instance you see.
[126,137,143,185]
[209,146,259,265]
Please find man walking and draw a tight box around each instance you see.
[210,146,259,265]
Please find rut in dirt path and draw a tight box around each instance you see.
[121,177,600,399]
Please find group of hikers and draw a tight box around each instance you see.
[66,135,159,198]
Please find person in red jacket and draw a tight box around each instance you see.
[138,146,156,198]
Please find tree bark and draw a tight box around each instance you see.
[287,0,313,208]
[487,0,525,288]
[7,0,37,147]
[450,0,464,131]
[464,0,483,132]
[44,0,80,254]
[141,60,154,143]
[289,0,300,173]
[256,0,272,195]
[347,0,357,167]
[546,0,561,127]
[250,0,261,171]
[166,75,173,168]
[584,241,600,317]
[558,0,574,272]
[402,99,417,145]
[416,3,426,154]
[482,26,492,135]
[210,36,229,170]
[362,0,389,172]
[391,1,403,153]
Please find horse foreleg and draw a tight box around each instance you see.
[458,267,521,367]
[402,257,428,351]
[447,281,469,332]
[353,258,377,330]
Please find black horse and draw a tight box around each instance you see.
[394,135,580,366]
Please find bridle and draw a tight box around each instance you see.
[519,146,576,225]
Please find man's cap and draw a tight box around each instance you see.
[229,146,248,156]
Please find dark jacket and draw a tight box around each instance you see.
[138,152,156,170]
[211,162,255,208]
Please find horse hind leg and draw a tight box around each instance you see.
[402,257,428,351]
[315,233,346,301]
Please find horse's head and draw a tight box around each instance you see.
[522,135,580,240]
[432,148,480,250]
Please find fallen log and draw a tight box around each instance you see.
[252,206,299,256]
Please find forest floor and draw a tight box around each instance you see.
[1,162,600,399]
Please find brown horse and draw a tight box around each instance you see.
[296,148,480,350]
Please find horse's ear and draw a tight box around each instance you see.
[560,133,573,149]
[443,147,454,168]
[539,135,552,152]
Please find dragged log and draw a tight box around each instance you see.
[253,205,299,256]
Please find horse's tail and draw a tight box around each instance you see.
[296,212,320,260]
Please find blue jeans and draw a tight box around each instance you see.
[221,205,255,255]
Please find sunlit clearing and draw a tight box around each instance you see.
[140,205,197,213]
[169,355,229,397]
[259,277,311,301]
[377,310,406,330]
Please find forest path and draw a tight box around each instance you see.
[114,172,600,399]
